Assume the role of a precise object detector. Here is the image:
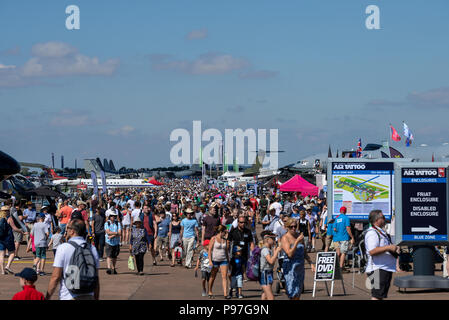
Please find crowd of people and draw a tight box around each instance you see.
[1,178,447,300]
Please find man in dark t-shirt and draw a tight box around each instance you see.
[228,216,255,263]
[140,205,157,265]
[201,206,220,244]
[91,209,106,260]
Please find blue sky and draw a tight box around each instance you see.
[1,0,448,168]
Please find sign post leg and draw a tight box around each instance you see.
[324,281,330,296]
[352,257,355,288]
[330,281,334,297]
[312,281,316,298]
[341,277,346,295]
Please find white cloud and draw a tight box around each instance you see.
[0,64,16,69]
[367,87,449,108]
[108,125,135,136]
[49,109,90,127]
[0,41,120,87]
[407,87,449,107]
[151,52,249,75]
[186,29,208,40]
[31,42,77,58]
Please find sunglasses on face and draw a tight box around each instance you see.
[288,225,297,229]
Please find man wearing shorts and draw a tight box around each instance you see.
[365,210,398,300]
[31,214,49,276]
[104,212,121,274]
[332,206,354,271]
[155,211,170,261]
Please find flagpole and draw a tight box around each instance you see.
[387,123,391,157]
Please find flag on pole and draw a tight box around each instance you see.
[199,147,203,167]
[432,153,435,162]
[224,152,228,172]
[100,170,107,195]
[328,145,332,158]
[390,125,401,141]
[356,138,362,158]
[403,122,414,147]
[91,171,98,195]
[336,150,339,158]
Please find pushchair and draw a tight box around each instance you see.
[173,241,183,265]
[274,255,286,294]
[274,253,305,295]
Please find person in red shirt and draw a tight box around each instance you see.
[12,268,45,300]
[249,196,259,223]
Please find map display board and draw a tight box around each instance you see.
[331,162,394,220]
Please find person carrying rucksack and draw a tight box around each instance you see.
[45,219,100,300]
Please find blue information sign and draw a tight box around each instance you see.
[401,167,448,242]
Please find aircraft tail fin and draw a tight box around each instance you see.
[44,168,64,179]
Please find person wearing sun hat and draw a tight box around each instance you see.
[180,208,199,269]
[129,216,148,275]
[0,205,17,275]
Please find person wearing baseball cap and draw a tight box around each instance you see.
[333,206,355,272]
[12,268,45,300]
[33,213,50,276]
[194,239,212,297]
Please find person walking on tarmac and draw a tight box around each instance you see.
[332,206,355,271]
[365,210,398,300]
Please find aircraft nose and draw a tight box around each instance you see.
[0,150,21,181]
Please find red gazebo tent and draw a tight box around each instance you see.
[149,178,164,185]
[279,174,318,196]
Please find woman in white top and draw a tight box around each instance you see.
[208,225,230,299]
[121,204,131,245]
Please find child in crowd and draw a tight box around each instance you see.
[26,232,37,271]
[194,240,212,297]
[48,227,63,256]
[12,268,45,300]
[229,246,244,299]
[260,230,282,300]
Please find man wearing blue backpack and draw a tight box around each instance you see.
[46,219,100,300]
